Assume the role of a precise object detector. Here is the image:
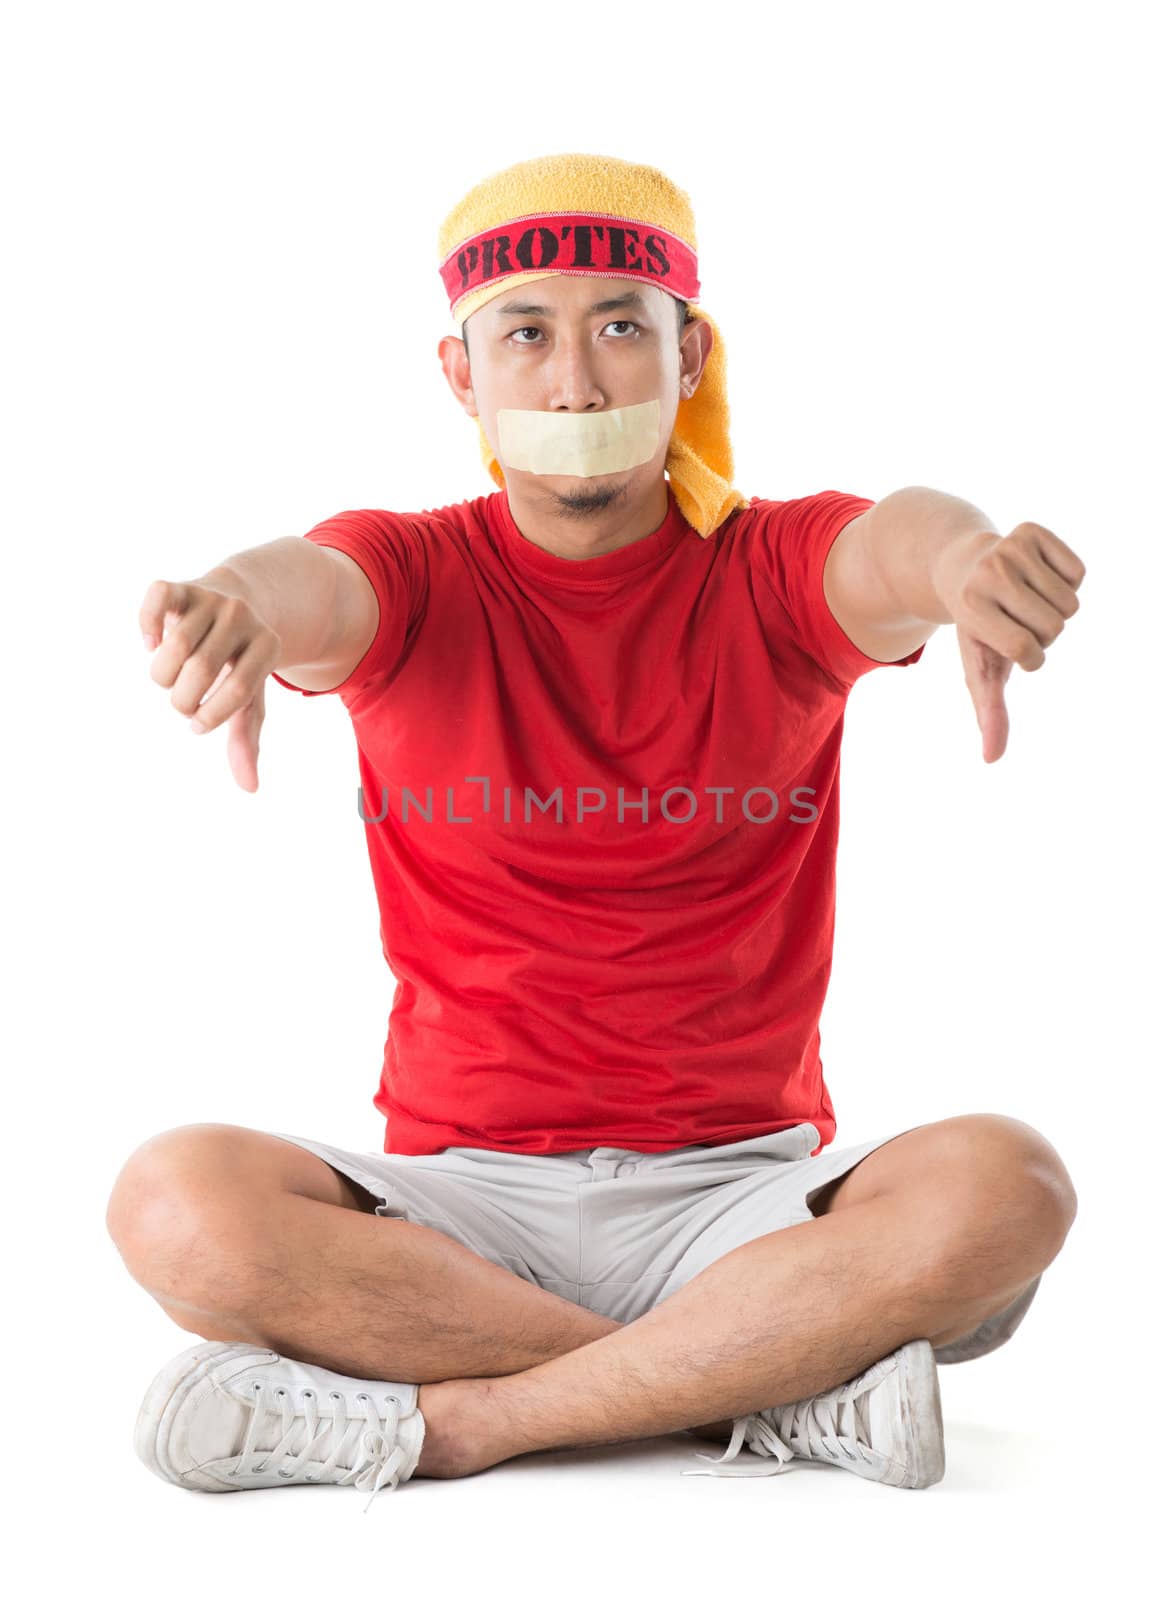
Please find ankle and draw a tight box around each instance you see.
[415,1379,494,1478]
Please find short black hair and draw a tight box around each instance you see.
[462,295,694,358]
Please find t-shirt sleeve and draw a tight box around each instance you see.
[748,490,927,693]
[269,509,429,699]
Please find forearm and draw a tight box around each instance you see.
[867,486,1003,624]
[197,537,339,670]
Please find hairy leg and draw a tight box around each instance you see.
[108,1115,1075,1477]
[106,1123,624,1384]
[423,1120,1076,1474]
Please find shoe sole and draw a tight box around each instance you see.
[134,1340,269,1491]
[895,1338,945,1489]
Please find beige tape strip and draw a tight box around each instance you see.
[495,399,662,477]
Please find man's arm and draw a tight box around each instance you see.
[823,486,1002,662]
[199,538,380,693]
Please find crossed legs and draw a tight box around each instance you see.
[106,1113,1076,1478]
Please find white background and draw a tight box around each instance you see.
[4,0,1162,1589]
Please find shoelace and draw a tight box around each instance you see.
[230,1379,414,1512]
[681,1367,880,1478]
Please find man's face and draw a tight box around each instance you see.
[438,275,710,519]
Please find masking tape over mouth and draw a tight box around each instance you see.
[495,399,662,477]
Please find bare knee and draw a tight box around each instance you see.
[105,1123,274,1295]
[949,1114,1077,1212]
[107,1123,253,1235]
[932,1113,1079,1267]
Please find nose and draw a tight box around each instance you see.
[546,333,608,411]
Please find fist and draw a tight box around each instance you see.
[140,578,283,792]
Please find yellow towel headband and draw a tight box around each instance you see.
[436,152,750,539]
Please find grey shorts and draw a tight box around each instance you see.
[266,1119,1042,1364]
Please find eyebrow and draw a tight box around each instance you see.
[492,289,650,318]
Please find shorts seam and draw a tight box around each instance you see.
[579,1267,673,1289]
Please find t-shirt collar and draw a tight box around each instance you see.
[491,479,691,586]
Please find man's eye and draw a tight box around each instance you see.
[509,321,639,344]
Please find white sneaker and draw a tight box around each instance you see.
[681,1337,945,1489]
[134,1341,426,1513]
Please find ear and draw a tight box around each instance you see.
[680,317,713,399]
[438,334,478,418]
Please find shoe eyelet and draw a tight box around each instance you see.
[330,1392,341,1400]
[278,1469,293,1478]
[252,1465,265,1473]
[275,1388,285,1397]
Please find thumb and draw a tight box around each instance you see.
[226,689,265,793]
[957,627,1012,764]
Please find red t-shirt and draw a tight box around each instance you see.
[272,483,925,1156]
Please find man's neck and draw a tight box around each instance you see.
[505,476,670,562]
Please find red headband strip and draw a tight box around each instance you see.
[440,210,701,316]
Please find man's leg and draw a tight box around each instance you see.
[106,1123,625,1384]
[418,1114,1077,1477]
